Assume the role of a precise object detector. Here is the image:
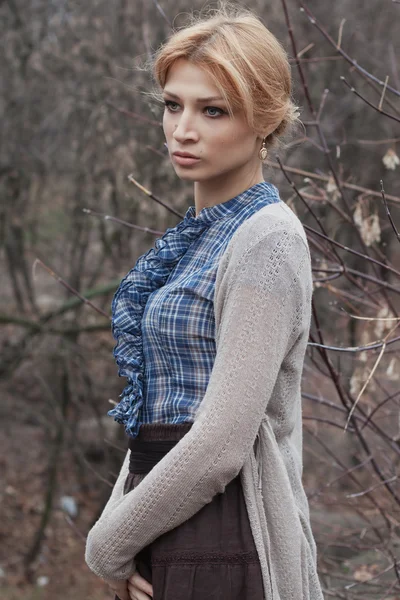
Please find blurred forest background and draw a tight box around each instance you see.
[1,0,400,598]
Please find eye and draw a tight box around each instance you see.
[162,100,225,118]
[205,106,225,117]
[163,100,179,112]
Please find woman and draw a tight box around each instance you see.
[85,3,325,600]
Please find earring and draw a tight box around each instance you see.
[258,137,268,161]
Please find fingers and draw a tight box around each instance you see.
[127,583,152,600]
[128,572,153,599]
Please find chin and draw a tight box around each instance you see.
[174,171,197,181]
[173,167,204,180]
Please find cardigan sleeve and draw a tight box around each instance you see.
[84,228,311,581]
[100,449,130,514]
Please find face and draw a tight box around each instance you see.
[162,58,263,183]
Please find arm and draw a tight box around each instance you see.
[101,448,130,516]
[85,228,311,580]
[84,449,136,583]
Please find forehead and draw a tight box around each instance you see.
[164,58,222,98]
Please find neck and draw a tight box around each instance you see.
[193,165,265,218]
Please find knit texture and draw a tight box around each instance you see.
[85,200,325,600]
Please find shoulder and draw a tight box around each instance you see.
[223,201,310,269]
[237,201,308,247]
[214,201,312,304]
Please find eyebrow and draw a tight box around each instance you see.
[162,90,224,103]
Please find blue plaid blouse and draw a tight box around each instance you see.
[108,181,282,438]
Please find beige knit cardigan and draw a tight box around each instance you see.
[85,200,325,600]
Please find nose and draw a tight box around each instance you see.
[172,110,199,143]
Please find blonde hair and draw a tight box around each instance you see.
[143,1,301,151]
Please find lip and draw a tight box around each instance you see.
[173,151,199,158]
[173,154,201,166]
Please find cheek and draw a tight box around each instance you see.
[162,113,173,138]
[212,122,248,145]
[213,132,247,153]
[208,129,237,149]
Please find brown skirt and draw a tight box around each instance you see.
[116,422,264,600]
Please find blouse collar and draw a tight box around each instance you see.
[182,181,280,226]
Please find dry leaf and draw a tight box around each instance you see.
[353,202,381,246]
[326,175,340,203]
[353,563,380,582]
[386,357,400,381]
[382,148,400,170]
[374,306,396,338]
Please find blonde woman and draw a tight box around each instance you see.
[85,3,325,599]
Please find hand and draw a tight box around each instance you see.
[101,576,129,600]
[127,571,153,599]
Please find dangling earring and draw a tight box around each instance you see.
[258,137,268,161]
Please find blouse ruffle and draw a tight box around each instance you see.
[108,209,211,438]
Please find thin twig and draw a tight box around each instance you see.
[380,180,400,243]
[265,158,400,205]
[32,259,110,319]
[127,174,185,219]
[151,0,172,27]
[341,76,400,124]
[378,75,390,111]
[82,207,165,236]
[297,1,400,98]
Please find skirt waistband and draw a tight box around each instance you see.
[128,422,193,474]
